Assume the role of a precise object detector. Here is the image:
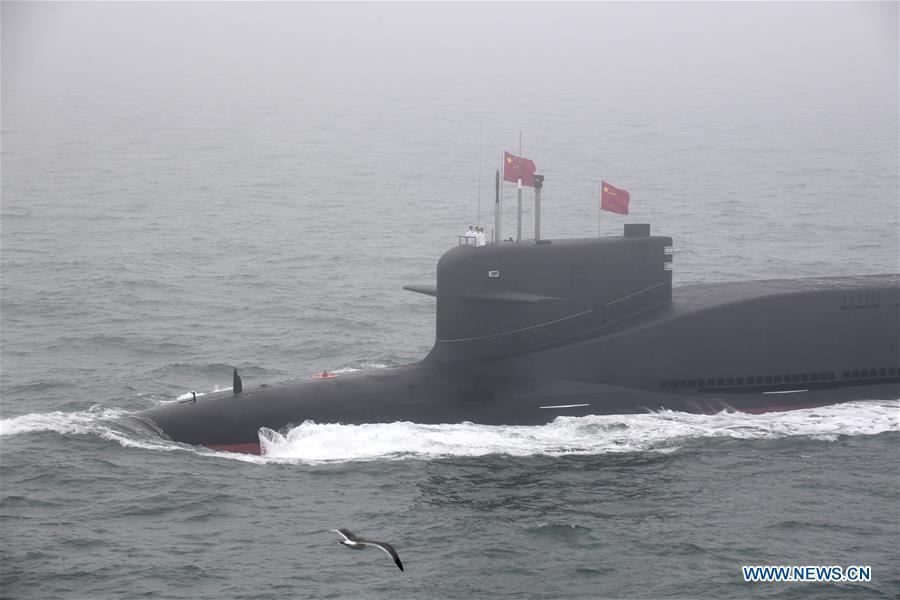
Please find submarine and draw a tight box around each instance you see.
[139,216,900,455]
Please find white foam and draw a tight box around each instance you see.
[0,405,185,453]
[1,406,124,437]
[1,399,896,464]
[320,363,389,376]
[255,399,899,464]
[329,367,358,375]
[173,386,232,402]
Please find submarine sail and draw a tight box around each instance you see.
[138,224,900,454]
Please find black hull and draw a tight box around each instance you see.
[139,266,900,454]
[139,371,900,455]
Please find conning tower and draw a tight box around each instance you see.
[414,224,673,362]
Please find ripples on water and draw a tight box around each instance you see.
[3,4,899,597]
[1,403,898,599]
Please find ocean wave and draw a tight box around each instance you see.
[0,405,181,453]
[255,399,899,463]
[1,399,896,463]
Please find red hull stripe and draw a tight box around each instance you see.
[204,442,262,455]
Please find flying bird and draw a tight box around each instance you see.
[331,528,404,571]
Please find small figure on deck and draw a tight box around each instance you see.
[475,227,486,247]
[464,225,476,246]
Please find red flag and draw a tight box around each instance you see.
[601,181,630,215]
[503,151,536,187]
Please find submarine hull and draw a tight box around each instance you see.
[140,371,899,456]
[139,271,900,455]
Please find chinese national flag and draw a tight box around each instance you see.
[601,181,630,215]
[503,151,536,187]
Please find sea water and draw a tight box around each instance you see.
[2,4,898,598]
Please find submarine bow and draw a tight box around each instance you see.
[139,224,900,454]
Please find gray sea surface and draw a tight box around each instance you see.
[2,3,899,599]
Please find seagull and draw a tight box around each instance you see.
[331,528,404,571]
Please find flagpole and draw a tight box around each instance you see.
[517,132,523,242]
[477,124,483,227]
[598,180,602,238]
[494,169,500,245]
[497,148,504,243]
[516,178,523,242]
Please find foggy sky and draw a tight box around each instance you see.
[3,2,897,114]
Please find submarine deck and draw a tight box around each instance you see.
[522,273,900,354]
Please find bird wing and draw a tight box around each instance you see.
[331,529,356,542]
[362,541,404,571]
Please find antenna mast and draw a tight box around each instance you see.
[477,124,483,226]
